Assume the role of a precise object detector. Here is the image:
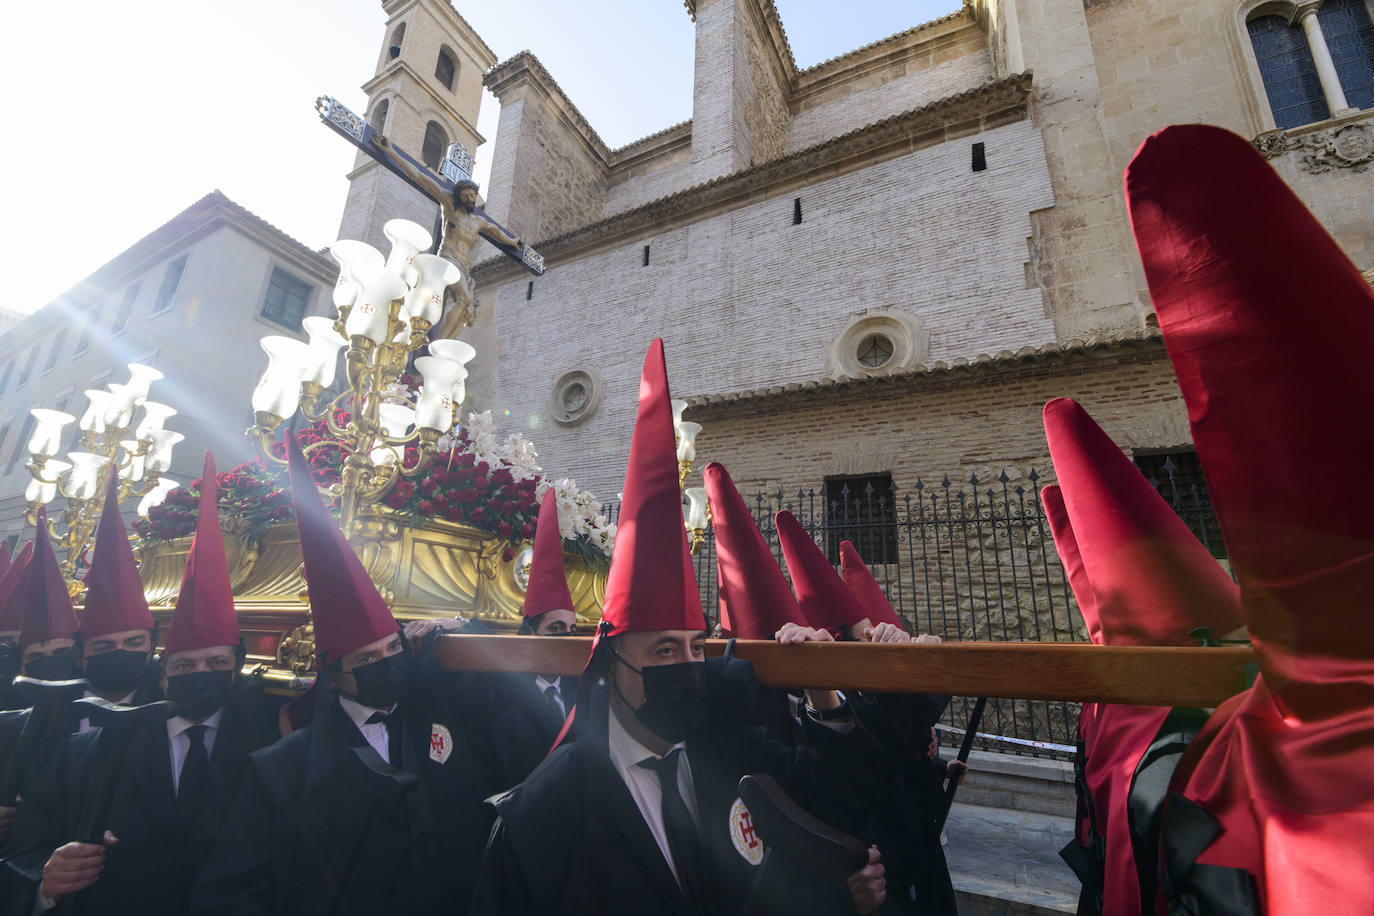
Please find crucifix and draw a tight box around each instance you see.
[316,96,544,338]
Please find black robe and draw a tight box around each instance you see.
[0,681,279,915]
[190,659,501,916]
[469,679,881,916]
[480,672,577,790]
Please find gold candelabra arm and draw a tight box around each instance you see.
[678,458,693,488]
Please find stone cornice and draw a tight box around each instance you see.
[484,51,613,164]
[683,331,1167,417]
[472,72,1034,284]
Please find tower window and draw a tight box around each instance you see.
[388,23,406,60]
[972,142,987,172]
[421,121,448,171]
[435,48,458,91]
[793,198,803,224]
[260,267,313,332]
[369,99,389,134]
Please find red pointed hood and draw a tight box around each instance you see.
[0,542,35,633]
[19,508,80,647]
[554,340,702,751]
[838,540,903,629]
[1127,124,1374,710]
[287,430,397,665]
[81,463,155,641]
[1040,484,1098,643]
[704,462,802,638]
[522,487,575,619]
[599,339,704,637]
[0,540,11,583]
[1126,124,1374,914]
[776,510,868,632]
[164,452,240,654]
[1042,397,1242,646]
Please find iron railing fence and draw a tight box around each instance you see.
[602,461,1221,760]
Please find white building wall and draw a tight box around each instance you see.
[483,118,1055,497]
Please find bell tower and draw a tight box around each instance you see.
[336,0,497,252]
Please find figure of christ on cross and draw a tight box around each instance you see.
[369,133,524,339]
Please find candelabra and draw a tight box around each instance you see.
[672,398,710,555]
[24,363,182,589]
[245,218,473,534]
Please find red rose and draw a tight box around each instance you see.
[521,524,535,539]
[419,478,438,495]
[418,500,435,515]
[431,496,448,511]
[497,522,513,538]
[385,492,406,509]
[446,506,464,521]
[502,547,515,562]
[472,476,488,490]
[394,481,415,499]
[471,508,486,523]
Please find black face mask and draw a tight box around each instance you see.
[349,652,411,710]
[83,649,149,696]
[166,669,234,721]
[614,655,707,744]
[25,651,77,682]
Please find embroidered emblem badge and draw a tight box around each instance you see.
[728,797,764,865]
[429,723,453,763]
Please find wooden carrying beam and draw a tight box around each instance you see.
[436,636,1256,708]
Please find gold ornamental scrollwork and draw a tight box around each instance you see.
[276,623,317,675]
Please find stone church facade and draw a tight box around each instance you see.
[343,0,1373,646]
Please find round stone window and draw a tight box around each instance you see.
[856,333,894,369]
[549,368,602,426]
[830,310,928,378]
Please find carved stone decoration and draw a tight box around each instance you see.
[1298,124,1374,174]
[1253,130,1293,159]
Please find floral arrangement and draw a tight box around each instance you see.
[133,408,615,569]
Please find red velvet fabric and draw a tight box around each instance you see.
[164,452,240,654]
[0,543,34,633]
[287,430,397,665]
[838,540,902,629]
[19,508,80,648]
[81,463,155,641]
[704,461,802,638]
[0,540,10,582]
[522,488,575,619]
[775,510,868,632]
[598,339,704,637]
[1041,397,1245,916]
[1127,123,1374,914]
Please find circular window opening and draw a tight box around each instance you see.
[856,333,894,369]
[561,382,588,413]
[549,368,602,426]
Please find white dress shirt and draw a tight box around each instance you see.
[339,694,397,764]
[606,707,699,885]
[166,709,223,794]
[534,675,565,719]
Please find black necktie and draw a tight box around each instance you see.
[544,683,564,717]
[177,724,209,828]
[639,749,706,913]
[366,709,404,766]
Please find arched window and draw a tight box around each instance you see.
[369,99,389,133]
[1248,14,1331,128]
[421,121,448,170]
[1318,0,1374,110]
[388,23,406,60]
[435,48,458,91]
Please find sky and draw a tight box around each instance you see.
[0,0,963,314]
